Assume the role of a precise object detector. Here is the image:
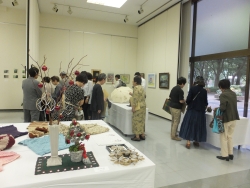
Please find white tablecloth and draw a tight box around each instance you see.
[179,113,250,148]
[0,120,155,188]
[106,102,149,135]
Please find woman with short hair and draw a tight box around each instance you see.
[216,79,239,161]
[130,76,146,141]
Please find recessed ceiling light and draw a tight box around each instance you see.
[87,0,127,8]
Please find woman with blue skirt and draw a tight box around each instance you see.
[179,76,208,149]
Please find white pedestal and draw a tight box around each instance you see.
[47,124,62,166]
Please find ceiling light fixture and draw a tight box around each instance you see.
[124,15,128,23]
[87,0,127,8]
[138,6,143,14]
[52,4,58,12]
[12,0,18,6]
[67,6,72,15]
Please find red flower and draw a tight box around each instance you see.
[83,153,87,159]
[77,133,81,137]
[59,114,63,119]
[55,105,60,111]
[70,130,74,137]
[38,83,43,88]
[75,70,80,75]
[42,65,47,71]
[65,139,70,144]
[69,80,74,85]
[85,135,90,140]
[45,109,50,114]
[72,120,77,125]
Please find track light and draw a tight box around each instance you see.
[124,15,128,23]
[67,6,73,15]
[0,0,3,4]
[138,6,144,14]
[52,4,58,12]
[12,0,18,6]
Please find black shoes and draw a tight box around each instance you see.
[229,155,234,160]
[216,156,229,161]
[139,135,146,140]
[131,137,140,141]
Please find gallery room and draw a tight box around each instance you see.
[0,0,250,187]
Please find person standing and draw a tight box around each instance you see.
[130,76,146,141]
[22,67,42,122]
[169,77,186,141]
[216,79,239,161]
[134,72,146,91]
[87,72,94,120]
[51,76,63,102]
[179,76,208,149]
[112,74,121,88]
[90,73,106,120]
[81,71,90,120]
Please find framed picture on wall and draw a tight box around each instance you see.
[120,74,130,84]
[159,73,170,89]
[91,69,101,79]
[106,73,114,83]
[147,73,156,88]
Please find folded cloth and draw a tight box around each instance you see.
[26,122,49,133]
[0,125,28,138]
[0,151,20,171]
[80,124,109,135]
[18,134,73,156]
[0,134,15,151]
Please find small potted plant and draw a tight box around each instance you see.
[65,119,90,163]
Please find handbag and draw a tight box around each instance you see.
[162,98,171,115]
[212,108,224,134]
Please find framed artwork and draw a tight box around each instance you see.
[106,73,114,83]
[4,70,9,73]
[14,69,18,73]
[4,75,9,78]
[147,73,156,88]
[159,73,170,89]
[13,75,18,78]
[120,74,130,84]
[91,69,101,79]
[140,73,145,78]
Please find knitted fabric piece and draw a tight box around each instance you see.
[0,134,15,151]
[18,134,73,156]
[0,125,28,138]
[0,151,20,172]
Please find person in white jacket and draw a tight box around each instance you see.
[134,72,146,92]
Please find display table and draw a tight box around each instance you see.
[106,102,149,135]
[179,112,250,148]
[0,120,155,188]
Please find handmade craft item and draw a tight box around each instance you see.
[65,119,91,164]
[108,145,144,166]
[110,87,133,103]
[0,151,20,171]
[0,135,15,151]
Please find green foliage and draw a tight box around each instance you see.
[207,87,218,93]
[69,144,80,152]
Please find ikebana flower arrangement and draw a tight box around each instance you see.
[29,55,87,123]
[65,119,91,163]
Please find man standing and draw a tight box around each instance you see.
[90,73,106,120]
[169,77,186,141]
[22,67,42,122]
[112,74,121,88]
[51,76,63,102]
[59,71,69,86]
[134,72,146,91]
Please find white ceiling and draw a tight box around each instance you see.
[0,0,188,25]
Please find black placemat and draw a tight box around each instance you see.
[35,152,99,175]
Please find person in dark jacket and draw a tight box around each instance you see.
[216,79,239,161]
[179,76,208,149]
[90,73,106,120]
[169,77,186,141]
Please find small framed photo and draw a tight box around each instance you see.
[13,75,18,78]
[4,75,9,78]
[120,74,130,84]
[4,70,9,73]
[91,69,101,79]
[14,69,18,73]
[147,73,156,88]
[106,73,114,83]
[22,70,25,74]
[159,73,170,89]
[22,75,26,78]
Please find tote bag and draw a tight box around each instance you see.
[212,108,224,134]
[163,98,171,115]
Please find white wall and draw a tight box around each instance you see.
[0,8,26,109]
[137,3,181,119]
[29,0,40,62]
[39,14,137,95]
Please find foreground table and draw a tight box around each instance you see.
[106,102,149,135]
[0,120,155,188]
[179,113,250,148]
